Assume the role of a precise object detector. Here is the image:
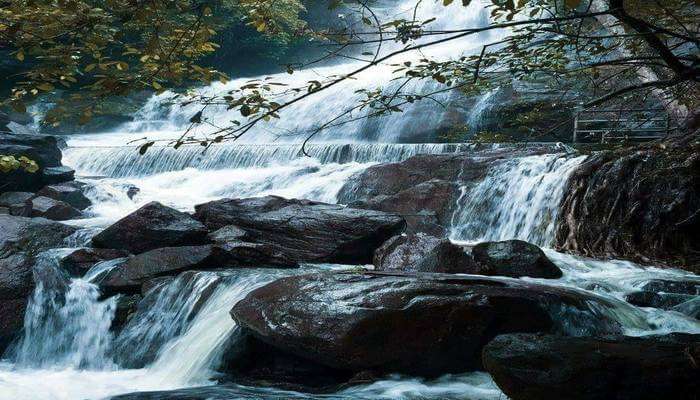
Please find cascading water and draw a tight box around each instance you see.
[9,250,117,370]
[449,153,587,246]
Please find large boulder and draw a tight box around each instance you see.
[373,233,474,273]
[471,240,562,279]
[0,191,33,216]
[230,271,622,378]
[37,182,91,210]
[556,144,700,272]
[92,202,208,254]
[26,196,82,221]
[483,333,700,400]
[194,196,405,264]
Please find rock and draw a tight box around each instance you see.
[231,271,622,378]
[0,215,77,257]
[59,248,130,277]
[27,196,82,221]
[373,233,474,273]
[672,297,700,320]
[0,191,33,216]
[98,243,294,296]
[639,279,699,295]
[207,225,248,243]
[126,185,140,200]
[471,240,562,279]
[92,201,208,254]
[0,133,62,168]
[194,196,405,264]
[112,294,142,332]
[37,183,91,210]
[483,333,700,400]
[0,191,34,207]
[625,291,695,310]
[556,145,700,272]
[41,166,75,185]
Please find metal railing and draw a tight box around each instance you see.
[573,108,673,143]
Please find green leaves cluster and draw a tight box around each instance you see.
[0,155,39,173]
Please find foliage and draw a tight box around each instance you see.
[0,154,39,173]
[0,0,306,126]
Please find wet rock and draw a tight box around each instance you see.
[556,145,700,272]
[194,196,405,264]
[41,166,75,185]
[224,334,355,391]
[125,184,140,200]
[92,201,208,254]
[207,225,248,243]
[471,240,562,279]
[37,182,91,210]
[140,276,175,295]
[97,245,213,295]
[0,253,34,352]
[483,333,700,400]
[672,297,700,320]
[231,271,621,377]
[0,191,33,216]
[639,279,699,295]
[112,294,142,332]
[625,290,694,310]
[98,243,293,296]
[59,248,130,277]
[0,191,34,208]
[0,215,77,257]
[373,233,474,273]
[27,196,82,221]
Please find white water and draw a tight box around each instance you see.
[449,153,587,246]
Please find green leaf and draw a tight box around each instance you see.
[138,141,155,155]
[443,0,454,5]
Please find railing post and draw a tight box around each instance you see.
[573,105,581,143]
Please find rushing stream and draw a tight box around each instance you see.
[2,1,698,399]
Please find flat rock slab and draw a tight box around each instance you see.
[194,196,406,264]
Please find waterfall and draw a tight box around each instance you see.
[63,143,476,178]
[10,251,117,369]
[449,154,587,246]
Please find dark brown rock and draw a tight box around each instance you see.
[194,196,405,265]
[483,333,700,400]
[92,201,208,254]
[0,215,77,257]
[373,233,475,273]
[231,271,622,378]
[471,240,562,279]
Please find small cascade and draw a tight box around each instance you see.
[11,251,117,369]
[64,143,475,178]
[113,271,221,368]
[449,154,586,246]
[147,270,287,386]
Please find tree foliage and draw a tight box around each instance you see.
[0,154,39,173]
[0,0,306,125]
